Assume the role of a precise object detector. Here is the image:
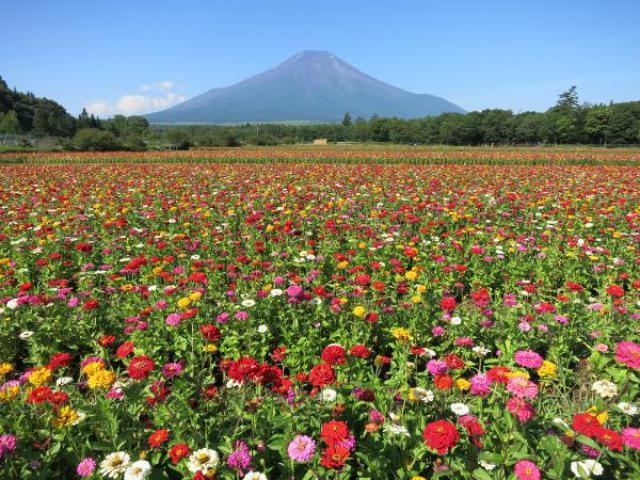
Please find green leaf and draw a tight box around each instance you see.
[472,468,494,480]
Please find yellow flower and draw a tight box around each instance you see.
[0,362,13,376]
[404,271,418,281]
[0,383,20,401]
[415,284,427,293]
[337,260,349,269]
[203,344,218,353]
[189,291,202,301]
[81,361,105,376]
[537,360,557,378]
[177,297,191,309]
[455,378,471,391]
[505,370,530,380]
[87,369,116,390]
[391,327,412,344]
[28,367,53,386]
[587,406,608,425]
[353,306,366,317]
[411,477,427,480]
[53,405,81,428]
[411,295,422,304]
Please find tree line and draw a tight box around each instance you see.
[1,76,639,149]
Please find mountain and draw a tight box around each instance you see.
[146,51,464,124]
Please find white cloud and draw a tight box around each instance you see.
[140,80,175,92]
[84,81,186,117]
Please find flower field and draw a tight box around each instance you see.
[1,156,640,479]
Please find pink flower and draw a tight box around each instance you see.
[514,460,540,480]
[506,397,535,422]
[615,341,640,369]
[165,313,182,326]
[514,350,543,369]
[76,457,96,477]
[506,377,538,398]
[622,427,640,450]
[426,360,449,376]
[287,435,316,462]
[469,373,491,397]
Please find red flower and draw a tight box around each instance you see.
[116,341,135,358]
[128,355,156,380]
[83,299,99,310]
[27,386,53,404]
[434,374,453,390]
[422,419,460,454]
[596,428,624,452]
[47,352,72,370]
[308,363,336,388]
[321,345,346,365]
[440,296,457,312]
[49,391,69,406]
[148,429,170,448]
[487,366,511,384]
[606,284,624,297]
[321,420,349,446]
[199,324,221,342]
[572,413,604,438]
[320,445,350,469]
[444,354,465,370]
[169,443,191,464]
[350,344,371,358]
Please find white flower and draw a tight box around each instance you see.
[56,376,74,386]
[616,402,638,416]
[124,460,152,480]
[100,452,131,479]
[187,448,220,474]
[410,387,434,403]
[226,379,243,388]
[269,288,283,297]
[241,299,256,308]
[190,254,201,260]
[450,316,462,325]
[7,298,19,310]
[257,324,268,334]
[320,388,337,402]
[479,459,497,471]
[472,346,491,356]
[591,380,618,399]
[19,330,34,339]
[570,459,604,478]
[384,423,410,436]
[244,472,268,480]
[450,402,470,416]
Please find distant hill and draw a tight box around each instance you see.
[146,51,464,124]
[0,75,76,136]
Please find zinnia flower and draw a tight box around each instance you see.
[506,377,539,398]
[422,419,459,454]
[514,460,540,480]
[76,457,96,477]
[514,350,543,369]
[621,427,640,450]
[187,448,219,474]
[148,429,169,448]
[100,451,131,479]
[615,341,640,369]
[244,472,268,480]
[124,460,151,480]
[570,459,604,478]
[288,435,316,462]
[128,355,155,380]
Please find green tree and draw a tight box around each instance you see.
[342,112,352,127]
[0,110,20,133]
[74,128,120,151]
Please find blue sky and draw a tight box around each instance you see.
[2,0,639,117]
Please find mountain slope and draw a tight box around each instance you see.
[146,51,464,124]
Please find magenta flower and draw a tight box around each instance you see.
[622,427,640,450]
[506,397,535,422]
[227,440,251,472]
[0,434,17,459]
[287,435,316,462]
[469,373,491,397]
[514,350,543,368]
[615,341,640,369]
[162,361,184,379]
[76,457,96,477]
[514,460,540,480]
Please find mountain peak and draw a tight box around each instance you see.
[146,52,464,124]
